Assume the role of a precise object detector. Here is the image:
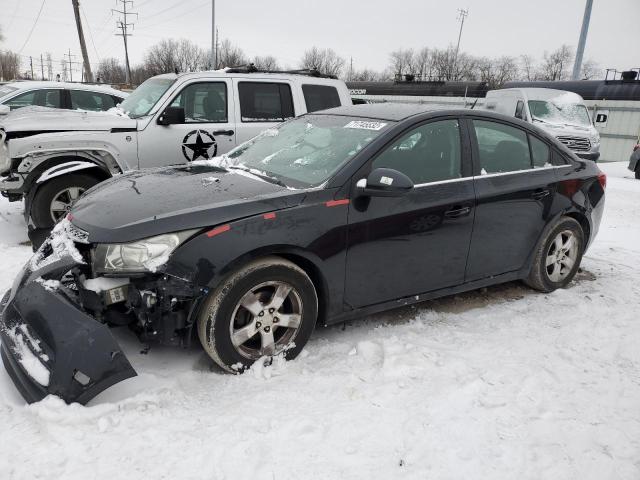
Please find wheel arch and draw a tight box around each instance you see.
[211,245,331,327]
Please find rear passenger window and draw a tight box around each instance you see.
[5,89,61,110]
[473,120,531,174]
[238,82,294,122]
[530,135,551,168]
[302,84,341,113]
[372,119,462,184]
[70,90,117,111]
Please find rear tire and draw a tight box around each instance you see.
[525,217,584,293]
[30,173,100,229]
[635,165,640,180]
[197,257,318,373]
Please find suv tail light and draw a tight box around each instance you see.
[597,172,607,189]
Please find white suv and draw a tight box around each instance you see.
[0,81,127,114]
[0,68,351,243]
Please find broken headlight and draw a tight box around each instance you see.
[92,230,199,274]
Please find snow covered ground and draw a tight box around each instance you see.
[0,162,639,479]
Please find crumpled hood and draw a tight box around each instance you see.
[0,106,136,134]
[70,164,306,243]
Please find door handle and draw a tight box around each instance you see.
[212,129,234,136]
[532,189,550,200]
[444,206,471,219]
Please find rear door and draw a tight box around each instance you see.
[138,79,236,168]
[344,117,475,308]
[465,117,559,281]
[233,80,295,144]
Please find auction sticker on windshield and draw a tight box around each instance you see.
[344,121,387,131]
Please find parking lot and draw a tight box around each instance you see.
[0,161,638,479]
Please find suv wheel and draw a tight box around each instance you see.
[635,165,640,180]
[31,173,101,229]
[197,257,318,372]
[525,217,585,292]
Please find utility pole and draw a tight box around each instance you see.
[211,0,216,69]
[30,57,34,79]
[572,0,594,80]
[453,8,468,79]
[40,54,45,80]
[65,49,76,82]
[72,0,93,82]
[349,57,353,81]
[113,0,137,84]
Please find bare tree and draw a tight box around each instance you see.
[520,54,537,81]
[252,55,280,71]
[97,57,126,83]
[581,59,601,80]
[0,51,20,81]
[540,45,573,81]
[216,39,247,68]
[478,56,519,88]
[389,48,415,77]
[350,68,383,81]
[175,39,207,72]
[144,39,179,74]
[300,47,345,77]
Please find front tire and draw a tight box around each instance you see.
[197,257,318,372]
[635,165,640,180]
[525,217,585,292]
[30,173,101,229]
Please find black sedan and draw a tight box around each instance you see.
[0,104,606,404]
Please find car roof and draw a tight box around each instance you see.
[4,81,127,97]
[313,103,447,121]
[152,70,344,86]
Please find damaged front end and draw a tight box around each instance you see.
[0,220,204,405]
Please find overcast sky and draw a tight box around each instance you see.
[2,0,638,78]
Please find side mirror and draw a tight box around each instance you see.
[157,106,185,126]
[356,168,414,197]
[0,105,10,116]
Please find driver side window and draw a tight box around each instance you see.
[170,82,227,123]
[372,120,462,184]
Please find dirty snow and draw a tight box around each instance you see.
[81,277,129,294]
[35,278,61,291]
[4,326,50,387]
[0,163,639,479]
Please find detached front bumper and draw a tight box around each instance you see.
[0,255,136,405]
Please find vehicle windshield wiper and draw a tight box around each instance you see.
[227,165,287,187]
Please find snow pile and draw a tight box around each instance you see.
[0,162,638,479]
[4,325,49,387]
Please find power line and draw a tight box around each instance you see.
[80,4,101,62]
[18,0,48,54]
[113,0,138,84]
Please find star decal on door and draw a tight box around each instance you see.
[181,130,218,161]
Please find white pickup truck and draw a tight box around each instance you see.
[0,68,351,243]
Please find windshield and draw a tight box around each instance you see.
[119,77,175,118]
[528,99,592,127]
[220,115,391,188]
[0,85,18,100]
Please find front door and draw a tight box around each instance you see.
[138,80,236,168]
[345,118,475,308]
[465,118,559,280]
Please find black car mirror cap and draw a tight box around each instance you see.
[157,106,185,126]
[357,167,414,197]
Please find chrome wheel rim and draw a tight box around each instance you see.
[546,230,578,282]
[49,186,85,222]
[229,281,303,360]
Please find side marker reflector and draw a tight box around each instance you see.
[206,224,231,238]
[263,212,276,220]
[325,199,350,207]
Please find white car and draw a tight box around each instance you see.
[0,69,351,244]
[0,81,127,114]
[484,88,601,161]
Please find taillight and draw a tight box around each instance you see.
[634,144,640,152]
[597,172,607,189]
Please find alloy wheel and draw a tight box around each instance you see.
[49,186,86,222]
[545,230,578,282]
[229,281,303,360]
